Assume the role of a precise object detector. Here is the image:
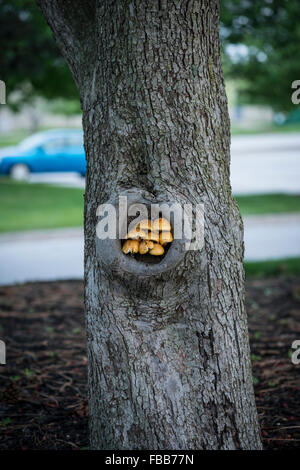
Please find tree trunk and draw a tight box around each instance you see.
[37,0,262,450]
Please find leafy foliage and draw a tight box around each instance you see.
[221,0,300,111]
[0,0,79,108]
[1,0,299,113]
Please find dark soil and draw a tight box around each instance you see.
[0,278,299,450]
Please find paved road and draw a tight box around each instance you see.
[0,214,299,285]
[0,228,84,285]
[244,214,300,260]
[27,133,300,195]
[0,133,299,285]
[231,133,300,195]
[29,172,85,188]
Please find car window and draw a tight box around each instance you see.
[19,133,45,151]
[65,133,84,147]
[42,137,66,153]
[19,131,84,153]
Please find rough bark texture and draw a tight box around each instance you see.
[37,0,262,450]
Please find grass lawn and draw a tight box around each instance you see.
[0,178,84,232]
[231,122,300,135]
[235,193,300,215]
[244,257,300,278]
[0,178,299,233]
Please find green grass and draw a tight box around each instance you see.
[0,130,31,148]
[231,122,300,135]
[0,178,83,232]
[236,194,300,216]
[0,179,300,280]
[245,258,300,278]
[0,179,299,233]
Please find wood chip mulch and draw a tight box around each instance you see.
[0,277,299,450]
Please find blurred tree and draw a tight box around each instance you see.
[221,0,300,111]
[0,0,80,109]
[3,0,298,114]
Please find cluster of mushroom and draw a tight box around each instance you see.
[122,218,173,256]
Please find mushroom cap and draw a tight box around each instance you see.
[149,243,164,256]
[137,219,153,230]
[139,240,149,255]
[159,231,173,246]
[126,228,147,240]
[122,239,139,254]
[153,217,171,232]
[144,230,159,242]
[144,240,154,249]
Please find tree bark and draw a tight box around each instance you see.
[37,0,262,450]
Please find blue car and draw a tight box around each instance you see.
[0,129,86,180]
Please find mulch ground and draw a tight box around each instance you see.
[0,278,299,450]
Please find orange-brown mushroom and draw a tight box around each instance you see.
[144,230,160,242]
[126,228,147,240]
[139,239,155,254]
[159,231,173,246]
[137,219,154,231]
[153,217,172,232]
[149,243,164,256]
[122,239,139,254]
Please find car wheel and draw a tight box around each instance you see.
[10,164,30,181]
